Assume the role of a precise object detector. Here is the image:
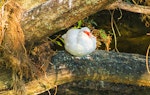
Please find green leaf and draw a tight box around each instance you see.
[99,29,107,39]
[59,37,65,44]
[56,41,62,46]
[77,20,82,28]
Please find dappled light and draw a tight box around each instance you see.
[0,0,150,95]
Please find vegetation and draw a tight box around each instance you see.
[0,0,149,95]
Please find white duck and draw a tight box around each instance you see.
[62,27,96,57]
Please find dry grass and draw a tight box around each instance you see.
[0,1,35,94]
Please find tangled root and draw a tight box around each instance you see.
[0,1,35,94]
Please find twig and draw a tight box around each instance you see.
[114,18,121,36]
[146,45,150,73]
[117,8,123,20]
[54,85,57,95]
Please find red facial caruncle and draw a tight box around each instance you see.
[84,31,91,37]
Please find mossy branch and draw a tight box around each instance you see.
[0,50,150,94]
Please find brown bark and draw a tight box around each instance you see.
[106,1,150,14]
[17,0,47,11]
[20,0,150,46]
[0,48,150,94]
[21,0,116,45]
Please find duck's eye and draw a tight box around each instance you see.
[84,31,91,36]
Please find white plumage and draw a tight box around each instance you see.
[62,27,96,57]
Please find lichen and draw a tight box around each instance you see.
[85,0,100,5]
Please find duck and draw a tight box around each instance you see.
[62,27,96,57]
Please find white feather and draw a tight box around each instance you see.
[62,27,96,56]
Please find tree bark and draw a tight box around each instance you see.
[20,0,116,45]
[106,1,150,14]
[20,0,150,46]
[0,49,150,94]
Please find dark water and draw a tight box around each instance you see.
[40,80,150,95]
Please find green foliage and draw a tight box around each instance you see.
[99,29,108,39]
[77,20,82,28]
[56,37,64,47]
[74,20,83,29]
[74,18,97,29]
[49,35,64,47]
[85,19,97,26]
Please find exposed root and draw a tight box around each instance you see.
[47,90,51,95]
[54,85,58,95]
[0,1,37,94]
[109,10,119,52]
[117,8,122,20]
[12,73,26,95]
[146,45,150,74]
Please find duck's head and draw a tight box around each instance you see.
[81,27,92,37]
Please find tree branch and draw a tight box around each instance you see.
[20,0,150,46]
[107,1,150,14]
[20,0,116,45]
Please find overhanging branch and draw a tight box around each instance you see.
[107,1,150,14]
[20,0,150,45]
[20,0,116,45]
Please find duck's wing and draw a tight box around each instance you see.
[63,29,80,44]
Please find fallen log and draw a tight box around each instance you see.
[0,49,150,94]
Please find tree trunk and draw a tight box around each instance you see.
[0,47,150,94]
[20,0,116,45]
[20,0,150,46]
